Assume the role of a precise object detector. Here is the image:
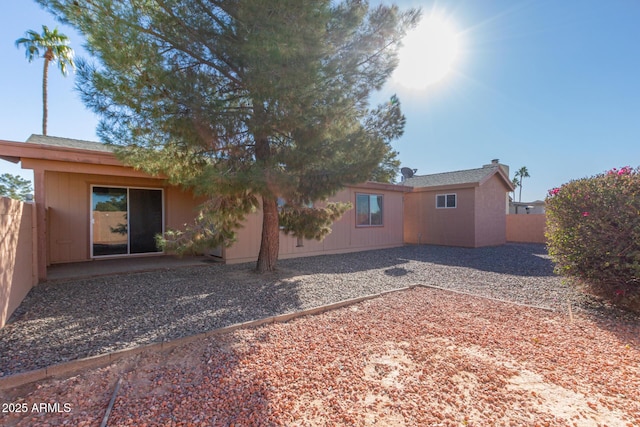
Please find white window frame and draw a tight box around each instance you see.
[356,193,384,227]
[436,193,457,209]
[90,185,165,258]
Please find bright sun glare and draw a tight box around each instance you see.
[393,12,461,90]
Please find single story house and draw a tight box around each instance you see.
[402,160,515,247]
[0,135,410,282]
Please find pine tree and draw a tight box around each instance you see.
[39,0,418,272]
[0,174,33,201]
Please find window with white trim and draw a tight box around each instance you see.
[436,193,457,209]
[356,193,383,226]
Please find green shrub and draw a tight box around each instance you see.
[546,166,640,313]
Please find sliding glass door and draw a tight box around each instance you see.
[91,186,163,257]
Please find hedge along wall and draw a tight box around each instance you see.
[0,197,37,328]
[506,214,546,244]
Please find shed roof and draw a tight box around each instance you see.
[403,165,514,191]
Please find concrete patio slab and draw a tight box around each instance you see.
[46,255,221,282]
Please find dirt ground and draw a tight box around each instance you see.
[1,287,638,426]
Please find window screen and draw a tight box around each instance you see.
[356,194,383,226]
[436,193,456,208]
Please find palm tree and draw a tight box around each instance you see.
[514,166,530,202]
[16,25,75,136]
[511,176,519,200]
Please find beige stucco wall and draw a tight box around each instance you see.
[224,184,407,264]
[43,171,201,264]
[1,198,37,328]
[32,164,405,266]
[474,175,509,247]
[506,214,547,243]
[404,187,476,247]
[404,175,510,248]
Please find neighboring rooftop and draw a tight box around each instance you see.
[26,134,113,153]
[403,160,512,189]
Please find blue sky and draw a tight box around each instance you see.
[2,0,640,202]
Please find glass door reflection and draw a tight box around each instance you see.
[92,187,128,256]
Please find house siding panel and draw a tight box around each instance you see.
[43,171,201,264]
[474,175,509,247]
[404,188,476,247]
[224,185,406,264]
[46,171,89,263]
[165,187,205,232]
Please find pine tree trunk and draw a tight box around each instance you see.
[256,194,280,273]
[42,58,49,136]
[254,133,279,273]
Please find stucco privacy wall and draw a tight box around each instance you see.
[1,197,37,328]
[224,183,408,264]
[41,170,202,264]
[506,214,547,244]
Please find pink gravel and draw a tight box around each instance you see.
[1,286,639,426]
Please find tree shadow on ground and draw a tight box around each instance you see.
[104,333,284,426]
[0,328,285,426]
[393,243,556,277]
[0,243,571,378]
[278,243,555,277]
[0,266,305,377]
[570,293,640,348]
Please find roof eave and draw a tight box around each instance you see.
[409,182,480,193]
[479,167,516,191]
[0,139,121,167]
[355,181,413,192]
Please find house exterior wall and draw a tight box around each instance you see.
[474,175,509,247]
[24,158,406,267]
[42,170,201,264]
[404,187,476,247]
[506,214,546,243]
[4,139,410,281]
[165,186,205,231]
[223,183,407,264]
[1,198,37,328]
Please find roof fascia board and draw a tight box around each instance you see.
[409,182,478,193]
[0,155,20,163]
[21,158,164,179]
[0,140,121,166]
[360,181,413,192]
[479,167,515,191]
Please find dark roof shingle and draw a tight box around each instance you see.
[26,134,113,153]
[403,166,504,188]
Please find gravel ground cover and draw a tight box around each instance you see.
[1,286,638,426]
[0,243,629,378]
